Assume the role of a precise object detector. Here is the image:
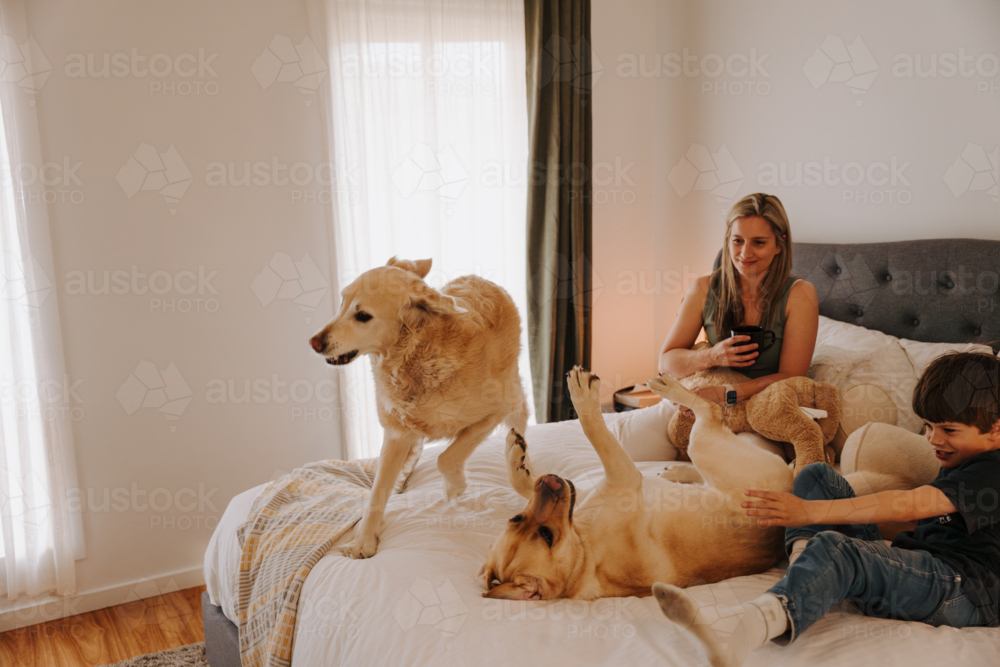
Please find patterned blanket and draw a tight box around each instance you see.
[234,458,379,667]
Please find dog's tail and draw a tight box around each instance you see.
[646,373,722,422]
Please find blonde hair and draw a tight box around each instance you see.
[712,193,793,338]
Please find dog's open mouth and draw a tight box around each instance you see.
[326,350,359,365]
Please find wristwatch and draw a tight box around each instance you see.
[723,384,738,405]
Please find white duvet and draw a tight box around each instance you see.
[204,404,999,666]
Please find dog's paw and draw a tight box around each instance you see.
[505,429,534,496]
[505,429,531,474]
[342,526,380,559]
[505,427,527,456]
[658,462,704,485]
[566,366,601,417]
[645,375,680,402]
[442,473,468,502]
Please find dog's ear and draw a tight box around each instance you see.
[482,577,538,600]
[386,256,432,279]
[400,284,468,328]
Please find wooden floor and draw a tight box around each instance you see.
[0,585,206,667]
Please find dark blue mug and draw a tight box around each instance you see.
[730,325,775,365]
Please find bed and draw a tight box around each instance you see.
[202,238,1000,666]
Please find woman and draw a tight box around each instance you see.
[658,193,818,416]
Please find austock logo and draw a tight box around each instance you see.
[116,143,193,213]
[757,156,912,205]
[944,143,999,205]
[803,35,878,106]
[252,35,328,102]
[0,468,53,537]
[63,265,221,314]
[539,34,603,91]
[116,360,193,431]
[0,34,51,102]
[668,144,743,203]
[251,252,328,324]
[1,157,85,205]
[616,47,770,97]
[392,577,469,637]
[1,252,53,308]
[392,143,469,205]
[64,48,220,96]
[803,252,880,314]
[204,157,360,204]
[892,48,999,96]
[115,578,197,639]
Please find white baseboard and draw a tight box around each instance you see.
[0,565,206,633]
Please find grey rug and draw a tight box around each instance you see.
[102,642,207,667]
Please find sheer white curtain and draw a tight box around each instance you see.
[308,0,533,458]
[0,0,83,601]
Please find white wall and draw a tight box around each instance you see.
[4,0,347,627]
[591,0,1000,403]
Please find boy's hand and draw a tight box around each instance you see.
[743,490,825,527]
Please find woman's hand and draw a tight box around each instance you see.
[742,490,822,528]
[674,385,728,417]
[708,336,758,368]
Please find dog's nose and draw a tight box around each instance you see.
[309,336,325,353]
[541,475,563,492]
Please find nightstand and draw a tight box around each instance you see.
[613,384,662,412]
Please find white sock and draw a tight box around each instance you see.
[788,539,809,565]
[653,584,788,667]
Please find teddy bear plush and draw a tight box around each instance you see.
[667,344,841,473]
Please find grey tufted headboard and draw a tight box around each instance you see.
[713,238,1000,353]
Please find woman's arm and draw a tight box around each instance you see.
[692,280,819,405]
[657,276,758,377]
[742,485,957,527]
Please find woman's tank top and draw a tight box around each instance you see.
[702,276,801,380]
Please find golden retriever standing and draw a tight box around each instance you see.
[310,257,529,559]
[481,367,793,599]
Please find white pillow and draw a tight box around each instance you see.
[839,422,939,493]
[817,315,995,375]
[604,400,679,462]
[897,338,995,378]
[816,315,896,350]
[814,316,996,430]
[809,339,924,433]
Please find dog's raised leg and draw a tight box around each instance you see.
[647,373,791,493]
[566,366,642,489]
[437,417,501,501]
[504,429,536,499]
[343,428,421,559]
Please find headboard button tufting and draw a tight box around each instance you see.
[835,267,842,275]
[912,318,920,326]
[942,279,955,290]
[852,306,863,317]
[884,274,892,282]
[975,328,982,336]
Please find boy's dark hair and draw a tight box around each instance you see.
[912,352,1000,433]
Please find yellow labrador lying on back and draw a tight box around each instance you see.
[482,367,793,600]
[310,257,528,559]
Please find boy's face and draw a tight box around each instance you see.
[924,420,1000,468]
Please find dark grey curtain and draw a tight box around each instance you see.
[524,0,593,423]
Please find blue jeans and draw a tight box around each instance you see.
[767,463,983,642]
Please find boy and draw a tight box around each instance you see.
[653,352,1000,667]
